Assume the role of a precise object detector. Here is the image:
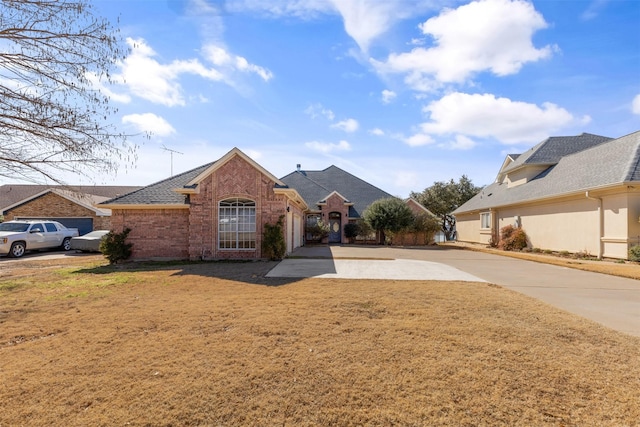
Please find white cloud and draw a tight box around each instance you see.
[327,0,406,52]
[331,118,359,133]
[373,0,554,89]
[113,38,271,107]
[305,103,335,120]
[203,44,273,81]
[581,0,610,20]
[369,128,385,136]
[405,133,435,147]
[117,38,224,106]
[439,134,477,150]
[632,94,640,115]
[230,0,431,53]
[305,140,351,153]
[227,0,333,19]
[413,92,574,145]
[381,89,397,104]
[122,113,176,137]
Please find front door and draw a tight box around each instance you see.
[328,212,341,243]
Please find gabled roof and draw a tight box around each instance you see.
[503,133,612,173]
[280,165,393,218]
[186,147,285,188]
[0,185,142,211]
[98,148,296,209]
[98,162,216,208]
[454,131,640,214]
[2,188,112,216]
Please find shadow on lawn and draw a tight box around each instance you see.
[73,259,324,287]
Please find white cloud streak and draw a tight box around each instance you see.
[305,140,352,153]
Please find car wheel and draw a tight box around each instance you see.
[62,237,72,251]
[9,242,26,258]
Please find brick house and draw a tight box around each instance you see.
[1,185,141,235]
[98,148,395,260]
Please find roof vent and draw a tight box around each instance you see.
[296,164,301,172]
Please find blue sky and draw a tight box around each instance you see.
[75,0,640,196]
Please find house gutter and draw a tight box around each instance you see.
[585,191,603,259]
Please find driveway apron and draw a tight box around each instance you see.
[276,245,640,337]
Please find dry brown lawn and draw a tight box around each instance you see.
[1,256,640,426]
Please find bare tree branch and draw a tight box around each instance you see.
[0,0,137,184]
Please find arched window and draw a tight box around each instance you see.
[219,198,256,250]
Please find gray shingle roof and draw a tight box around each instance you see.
[0,185,142,211]
[503,133,612,172]
[102,162,215,205]
[454,131,640,214]
[280,165,394,218]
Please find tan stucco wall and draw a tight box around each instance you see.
[455,186,640,259]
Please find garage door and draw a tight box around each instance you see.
[18,217,93,236]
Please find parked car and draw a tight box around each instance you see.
[70,230,110,253]
[0,220,80,258]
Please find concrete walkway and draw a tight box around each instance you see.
[269,245,640,337]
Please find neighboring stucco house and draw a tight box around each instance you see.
[453,131,640,259]
[0,185,141,235]
[98,148,395,260]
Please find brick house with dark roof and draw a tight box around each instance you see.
[453,131,640,259]
[1,185,142,235]
[98,147,397,260]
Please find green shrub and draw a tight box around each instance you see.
[305,220,330,242]
[497,225,528,251]
[100,228,133,264]
[262,215,286,260]
[532,247,541,253]
[628,245,640,262]
[344,222,359,243]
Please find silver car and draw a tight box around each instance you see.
[0,220,79,258]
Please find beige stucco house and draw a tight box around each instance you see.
[453,131,640,260]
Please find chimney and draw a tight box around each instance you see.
[296,164,301,172]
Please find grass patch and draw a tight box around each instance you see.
[1,259,639,426]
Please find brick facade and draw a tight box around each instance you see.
[4,192,111,230]
[321,192,350,243]
[110,208,190,260]
[110,155,291,261]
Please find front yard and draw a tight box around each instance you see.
[1,257,639,426]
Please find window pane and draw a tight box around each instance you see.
[218,198,256,250]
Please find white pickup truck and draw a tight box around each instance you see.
[0,220,80,258]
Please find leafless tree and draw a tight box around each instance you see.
[0,0,136,184]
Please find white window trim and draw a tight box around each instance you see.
[218,198,256,250]
[480,212,491,230]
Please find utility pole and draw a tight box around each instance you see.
[161,145,183,176]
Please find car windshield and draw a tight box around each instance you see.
[0,222,30,232]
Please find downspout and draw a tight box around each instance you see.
[585,191,603,259]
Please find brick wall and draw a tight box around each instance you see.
[110,208,190,260]
[108,155,292,261]
[322,193,350,243]
[4,192,111,230]
[189,155,288,260]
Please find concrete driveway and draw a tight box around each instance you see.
[270,245,640,337]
